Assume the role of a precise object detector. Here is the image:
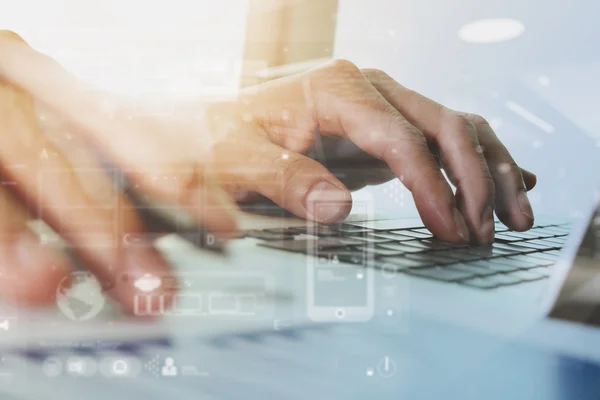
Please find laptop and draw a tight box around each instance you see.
[208,186,575,329]
[0,188,598,400]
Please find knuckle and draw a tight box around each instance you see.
[362,68,389,80]
[466,113,489,127]
[452,112,477,133]
[0,30,24,42]
[441,109,478,142]
[327,58,360,74]
[176,163,207,206]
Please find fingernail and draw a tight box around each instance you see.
[305,181,351,223]
[517,190,534,220]
[479,206,495,244]
[452,208,470,242]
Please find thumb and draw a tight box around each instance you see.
[212,141,353,223]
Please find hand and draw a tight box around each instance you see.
[205,59,536,244]
[0,31,238,312]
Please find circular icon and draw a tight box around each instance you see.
[112,360,129,375]
[42,357,63,377]
[65,356,97,377]
[99,356,141,377]
[377,356,397,378]
[56,271,105,321]
[335,309,345,319]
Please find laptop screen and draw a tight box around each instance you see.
[549,200,600,325]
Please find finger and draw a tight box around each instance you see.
[0,31,239,239]
[0,180,71,305]
[363,69,496,243]
[465,114,535,231]
[521,168,537,191]
[301,61,469,242]
[0,74,173,314]
[210,135,352,223]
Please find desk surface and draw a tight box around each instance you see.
[2,312,600,399]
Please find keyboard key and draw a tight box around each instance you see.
[259,238,363,253]
[337,224,374,234]
[411,228,432,235]
[408,239,468,251]
[406,266,477,282]
[481,273,524,286]
[527,228,558,239]
[352,233,396,244]
[367,232,416,242]
[536,226,570,236]
[505,254,554,267]
[461,277,500,289]
[544,250,562,256]
[404,253,456,266]
[377,242,426,253]
[292,225,341,237]
[502,231,541,240]
[463,245,517,258]
[392,230,432,239]
[505,270,546,282]
[495,234,526,243]
[246,231,297,241]
[512,239,560,251]
[376,257,426,271]
[494,222,510,232]
[516,252,558,263]
[445,262,498,277]
[491,243,536,254]
[468,259,520,273]
[541,237,566,246]
[531,251,560,261]
[433,250,484,262]
[366,245,405,257]
[488,257,540,269]
[524,267,551,277]
[399,241,436,251]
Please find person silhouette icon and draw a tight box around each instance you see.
[161,357,178,377]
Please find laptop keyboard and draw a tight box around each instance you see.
[242,222,570,289]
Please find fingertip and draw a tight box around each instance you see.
[497,192,535,232]
[304,181,353,223]
[521,168,537,191]
[503,213,534,232]
[0,236,72,306]
[411,177,471,244]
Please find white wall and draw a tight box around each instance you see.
[334,0,600,220]
[0,0,250,96]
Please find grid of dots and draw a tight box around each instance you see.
[382,181,406,206]
[144,355,161,378]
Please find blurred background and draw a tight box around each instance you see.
[2,0,599,220]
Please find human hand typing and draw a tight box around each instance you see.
[205,59,537,243]
[0,31,536,312]
[0,31,237,312]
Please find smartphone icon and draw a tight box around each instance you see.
[307,191,375,322]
